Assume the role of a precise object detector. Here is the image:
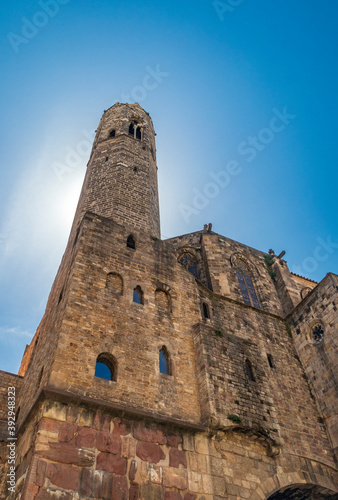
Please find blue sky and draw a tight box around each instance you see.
[0,0,337,373]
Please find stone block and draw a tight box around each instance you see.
[183,434,195,452]
[39,442,95,466]
[112,474,128,500]
[38,418,62,433]
[184,494,197,500]
[188,471,203,493]
[129,483,140,500]
[42,401,67,422]
[194,435,210,455]
[163,466,188,490]
[213,476,226,496]
[97,431,122,454]
[36,459,47,487]
[75,426,96,448]
[133,422,167,444]
[169,448,187,468]
[59,422,76,443]
[97,452,127,474]
[113,417,131,435]
[129,459,137,481]
[46,463,80,491]
[122,436,136,458]
[165,492,183,500]
[79,469,114,498]
[167,432,183,447]
[93,412,111,432]
[136,441,165,463]
[140,483,165,500]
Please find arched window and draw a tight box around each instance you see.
[159,346,171,375]
[109,129,116,138]
[106,273,123,296]
[245,359,256,382]
[155,289,171,312]
[202,302,210,319]
[127,234,136,249]
[235,260,260,309]
[95,353,117,381]
[133,286,144,305]
[178,253,199,279]
[129,121,141,140]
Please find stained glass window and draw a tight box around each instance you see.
[235,260,260,309]
[178,253,199,279]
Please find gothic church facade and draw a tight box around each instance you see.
[0,103,337,499]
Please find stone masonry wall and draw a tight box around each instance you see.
[0,371,23,493]
[288,273,338,462]
[47,213,203,425]
[195,284,335,467]
[167,231,285,316]
[12,399,338,500]
[70,103,160,239]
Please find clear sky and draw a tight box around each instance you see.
[0,0,337,374]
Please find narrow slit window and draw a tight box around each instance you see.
[133,286,144,305]
[38,367,44,387]
[267,354,275,368]
[245,359,256,382]
[109,129,116,138]
[202,302,210,319]
[136,126,142,140]
[159,347,171,375]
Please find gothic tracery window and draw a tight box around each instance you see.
[311,324,324,344]
[235,260,260,309]
[178,253,199,279]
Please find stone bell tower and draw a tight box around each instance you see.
[72,102,160,238]
[1,102,337,499]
